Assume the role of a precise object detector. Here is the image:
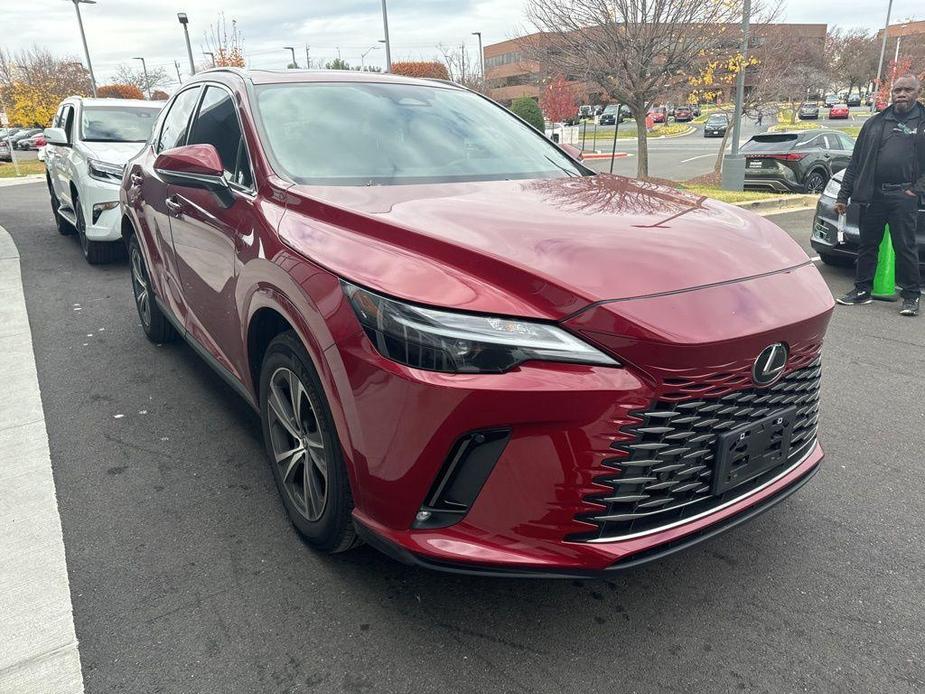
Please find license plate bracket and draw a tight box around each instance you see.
[712,407,797,495]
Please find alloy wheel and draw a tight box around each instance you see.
[805,172,827,194]
[130,244,151,328]
[266,367,328,522]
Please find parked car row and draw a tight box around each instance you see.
[36,70,832,577]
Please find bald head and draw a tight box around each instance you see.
[892,74,922,114]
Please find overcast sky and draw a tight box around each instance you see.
[3,0,919,88]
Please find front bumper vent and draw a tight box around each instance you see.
[572,356,821,541]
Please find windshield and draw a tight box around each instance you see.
[254,82,585,185]
[602,105,619,114]
[81,106,161,142]
[741,134,799,152]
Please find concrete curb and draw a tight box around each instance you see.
[0,223,85,693]
[0,174,45,188]
[733,194,819,212]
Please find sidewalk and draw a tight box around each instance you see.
[0,223,84,692]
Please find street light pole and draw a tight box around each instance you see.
[174,60,183,85]
[380,0,392,73]
[203,51,215,67]
[305,45,311,69]
[472,31,484,81]
[177,13,196,76]
[67,0,98,97]
[360,45,380,71]
[873,0,894,112]
[721,0,750,190]
[283,46,298,69]
[133,56,151,98]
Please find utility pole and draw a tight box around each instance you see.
[873,0,894,112]
[174,60,183,85]
[283,46,298,69]
[472,32,483,81]
[67,0,98,97]
[380,0,392,73]
[721,0,750,191]
[305,45,310,69]
[133,56,151,98]
[177,12,196,76]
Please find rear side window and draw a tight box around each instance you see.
[187,86,253,189]
[742,134,799,152]
[793,136,821,150]
[157,87,201,153]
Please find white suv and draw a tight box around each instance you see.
[44,97,164,264]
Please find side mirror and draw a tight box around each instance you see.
[154,144,233,207]
[44,127,68,146]
[561,143,583,161]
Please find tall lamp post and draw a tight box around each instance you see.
[177,12,196,76]
[283,46,298,69]
[873,0,894,112]
[203,51,216,67]
[721,0,751,191]
[133,56,151,98]
[360,45,380,71]
[380,0,392,73]
[66,0,98,97]
[472,31,484,80]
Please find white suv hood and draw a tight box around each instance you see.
[79,141,147,165]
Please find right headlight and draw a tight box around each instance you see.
[822,177,842,199]
[343,282,620,374]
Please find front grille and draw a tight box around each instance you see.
[572,356,821,542]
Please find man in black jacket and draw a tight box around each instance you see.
[835,75,925,316]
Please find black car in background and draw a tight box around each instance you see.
[703,113,729,137]
[742,130,855,193]
[598,104,622,125]
[798,103,820,119]
[811,169,925,267]
[846,94,862,107]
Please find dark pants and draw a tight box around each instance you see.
[855,189,922,300]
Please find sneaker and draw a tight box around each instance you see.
[900,297,920,316]
[836,289,872,305]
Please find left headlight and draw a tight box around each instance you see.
[88,159,124,183]
[343,282,620,374]
[822,177,842,199]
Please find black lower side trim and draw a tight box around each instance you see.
[354,458,820,579]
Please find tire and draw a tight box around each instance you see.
[73,191,120,265]
[47,175,75,236]
[127,233,178,344]
[259,331,360,553]
[804,170,828,194]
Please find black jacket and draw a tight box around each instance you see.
[837,102,925,205]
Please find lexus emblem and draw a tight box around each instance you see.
[752,343,788,386]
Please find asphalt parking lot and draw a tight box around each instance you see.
[1,180,923,693]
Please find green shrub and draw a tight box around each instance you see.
[511,97,545,132]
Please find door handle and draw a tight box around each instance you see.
[165,196,183,217]
[130,173,144,186]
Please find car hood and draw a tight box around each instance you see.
[78,141,147,164]
[279,175,811,319]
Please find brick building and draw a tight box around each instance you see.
[485,24,827,106]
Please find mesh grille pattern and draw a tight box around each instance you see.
[573,356,821,541]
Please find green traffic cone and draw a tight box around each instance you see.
[872,224,898,302]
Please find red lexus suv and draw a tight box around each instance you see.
[120,68,834,577]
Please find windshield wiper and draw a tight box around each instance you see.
[544,155,577,177]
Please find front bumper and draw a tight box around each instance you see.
[327,264,833,574]
[78,178,123,242]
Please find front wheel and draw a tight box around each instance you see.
[128,233,178,344]
[259,331,360,553]
[74,192,120,264]
[804,170,828,194]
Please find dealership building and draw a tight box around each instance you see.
[484,24,828,106]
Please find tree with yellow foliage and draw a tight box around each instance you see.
[0,47,91,126]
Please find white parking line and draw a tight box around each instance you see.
[680,153,718,163]
[0,224,84,692]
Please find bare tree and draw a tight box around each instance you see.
[437,43,485,93]
[202,13,246,68]
[114,63,170,95]
[826,28,879,97]
[523,0,779,177]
